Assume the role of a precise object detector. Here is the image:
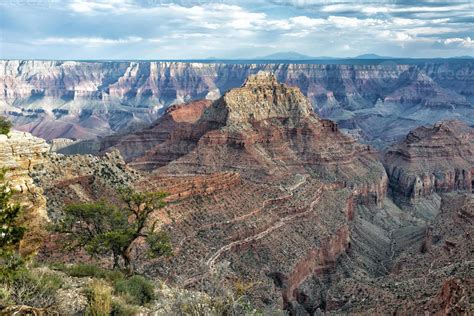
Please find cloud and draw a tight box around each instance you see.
[34,36,143,46]
[69,0,135,14]
[320,3,473,15]
[1,0,473,59]
[435,37,474,49]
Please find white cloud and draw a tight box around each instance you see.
[34,36,143,46]
[69,0,135,14]
[289,16,325,28]
[438,37,474,48]
[327,16,383,28]
[320,3,473,15]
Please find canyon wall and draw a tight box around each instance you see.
[0,131,50,255]
[1,60,473,147]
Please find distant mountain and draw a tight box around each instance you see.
[257,52,398,60]
[354,53,394,59]
[256,52,315,60]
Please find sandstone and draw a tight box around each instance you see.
[24,72,474,314]
[0,131,50,255]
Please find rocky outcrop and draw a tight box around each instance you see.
[101,99,214,166]
[32,150,140,218]
[384,120,474,208]
[2,60,473,148]
[0,131,50,255]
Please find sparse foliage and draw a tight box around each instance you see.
[85,279,112,316]
[8,269,63,309]
[53,187,172,273]
[0,169,26,281]
[0,116,12,135]
[114,275,155,305]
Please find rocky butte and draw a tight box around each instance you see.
[385,120,474,217]
[1,72,472,314]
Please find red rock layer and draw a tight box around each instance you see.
[135,172,241,202]
[101,99,214,167]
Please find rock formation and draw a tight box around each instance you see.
[32,150,140,219]
[0,131,50,255]
[385,120,474,210]
[1,60,473,148]
[100,99,213,165]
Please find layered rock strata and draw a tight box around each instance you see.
[32,150,140,218]
[2,60,473,148]
[30,72,474,314]
[101,99,213,165]
[384,120,474,209]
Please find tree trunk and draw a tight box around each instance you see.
[113,252,120,270]
[122,247,133,275]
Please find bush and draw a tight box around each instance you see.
[8,268,63,309]
[85,279,112,316]
[111,298,139,316]
[114,275,155,305]
[0,116,12,135]
[53,263,125,284]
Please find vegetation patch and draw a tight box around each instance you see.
[114,275,155,306]
[0,116,12,135]
[85,279,112,316]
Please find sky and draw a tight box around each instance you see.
[0,0,473,59]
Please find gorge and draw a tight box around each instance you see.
[1,59,473,149]
[0,71,472,314]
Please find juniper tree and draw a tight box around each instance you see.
[54,188,172,274]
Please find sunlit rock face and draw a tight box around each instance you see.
[2,60,473,148]
[0,131,49,255]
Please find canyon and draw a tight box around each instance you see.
[0,72,472,314]
[1,59,473,149]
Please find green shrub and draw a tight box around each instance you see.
[0,117,12,135]
[111,298,139,316]
[0,286,12,307]
[114,275,155,305]
[85,279,112,316]
[8,269,63,309]
[53,263,125,284]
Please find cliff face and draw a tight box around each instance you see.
[384,120,474,208]
[0,131,50,255]
[2,60,473,148]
